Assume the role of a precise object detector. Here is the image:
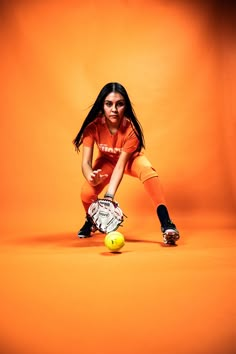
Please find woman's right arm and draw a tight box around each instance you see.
[82,145,94,180]
[82,145,108,186]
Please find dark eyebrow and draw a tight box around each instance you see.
[104,99,125,103]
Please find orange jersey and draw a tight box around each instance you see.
[82,116,140,161]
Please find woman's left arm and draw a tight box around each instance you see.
[104,151,132,199]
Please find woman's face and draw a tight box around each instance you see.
[103,92,126,127]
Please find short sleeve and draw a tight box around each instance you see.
[82,123,96,147]
[122,128,139,153]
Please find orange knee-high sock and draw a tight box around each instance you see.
[82,201,91,213]
[143,176,166,207]
[143,177,172,226]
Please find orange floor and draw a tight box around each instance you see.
[0,220,235,354]
[1,1,235,353]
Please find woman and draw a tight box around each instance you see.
[73,82,180,245]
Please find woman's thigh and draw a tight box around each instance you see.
[125,154,158,182]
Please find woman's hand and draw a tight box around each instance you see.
[88,169,108,186]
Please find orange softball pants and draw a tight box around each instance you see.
[81,154,166,212]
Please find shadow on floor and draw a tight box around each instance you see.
[1,231,173,248]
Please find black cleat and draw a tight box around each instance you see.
[78,215,96,238]
[161,221,180,245]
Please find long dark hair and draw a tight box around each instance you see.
[73,82,145,152]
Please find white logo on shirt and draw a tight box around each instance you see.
[98,144,121,154]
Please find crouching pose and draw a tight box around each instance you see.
[73,82,180,245]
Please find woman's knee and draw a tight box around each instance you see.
[139,166,158,183]
[80,183,98,204]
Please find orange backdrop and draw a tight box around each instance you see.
[0,0,235,237]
